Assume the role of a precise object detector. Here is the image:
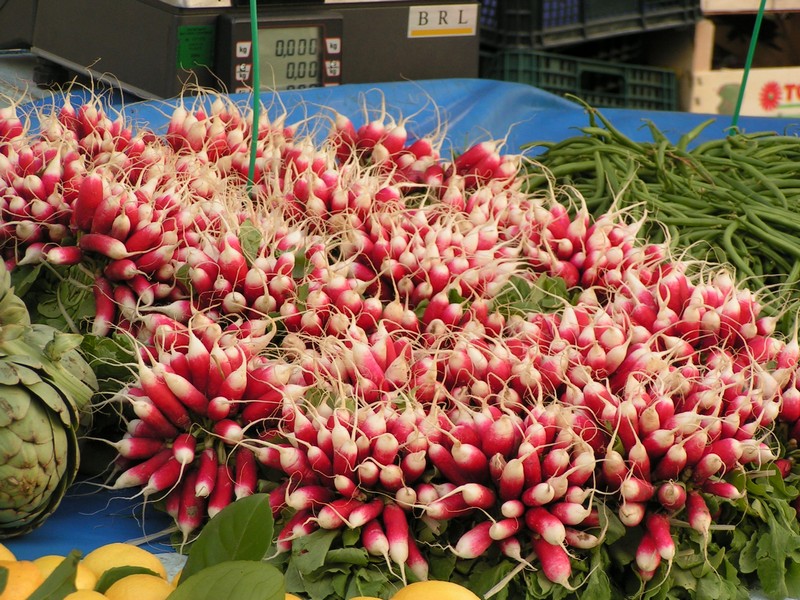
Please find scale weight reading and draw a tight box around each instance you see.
[217,13,344,92]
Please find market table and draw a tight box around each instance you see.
[4,76,800,564]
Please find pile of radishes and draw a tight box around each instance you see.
[2,91,800,599]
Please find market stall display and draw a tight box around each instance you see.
[1,78,800,600]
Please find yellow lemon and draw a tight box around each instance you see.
[349,597,384,599]
[104,574,175,600]
[0,544,15,562]
[0,560,45,600]
[33,555,98,590]
[82,543,167,580]
[389,581,481,600]
[64,592,109,599]
[286,595,304,600]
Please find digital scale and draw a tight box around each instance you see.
[28,0,480,99]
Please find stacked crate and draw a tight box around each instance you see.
[480,0,702,111]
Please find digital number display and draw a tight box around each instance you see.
[259,26,322,90]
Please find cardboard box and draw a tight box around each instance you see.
[692,66,800,116]
[689,15,800,116]
[702,0,800,14]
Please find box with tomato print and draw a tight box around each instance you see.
[689,14,800,117]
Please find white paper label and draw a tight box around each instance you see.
[407,4,478,38]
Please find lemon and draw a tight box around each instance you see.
[389,581,481,600]
[64,592,109,599]
[33,555,98,590]
[0,544,15,562]
[0,559,45,600]
[104,574,175,600]
[82,543,167,580]
[286,595,304,600]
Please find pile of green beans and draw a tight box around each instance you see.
[524,106,800,335]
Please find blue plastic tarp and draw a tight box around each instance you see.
[4,78,800,561]
[23,78,800,155]
[4,485,175,559]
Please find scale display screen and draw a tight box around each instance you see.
[218,13,343,92]
[258,25,322,89]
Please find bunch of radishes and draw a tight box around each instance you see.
[2,91,799,598]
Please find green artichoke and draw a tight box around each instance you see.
[0,264,97,538]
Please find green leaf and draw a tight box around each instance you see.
[428,549,457,583]
[492,273,571,319]
[291,252,311,280]
[10,263,44,298]
[322,548,369,568]
[447,288,466,305]
[738,535,758,575]
[301,573,339,600]
[238,219,263,267]
[467,559,517,600]
[696,574,725,600]
[756,510,793,599]
[0,361,18,385]
[179,493,274,584]
[27,550,81,600]
[580,550,612,600]
[341,526,360,547]
[331,571,349,598]
[0,567,7,593]
[95,566,163,593]
[292,529,339,574]
[785,559,800,598]
[283,560,304,596]
[174,263,191,290]
[598,501,627,546]
[348,566,395,599]
[80,333,136,385]
[167,560,284,600]
[413,299,429,320]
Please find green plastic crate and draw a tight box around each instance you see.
[483,48,678,111]
[480,0,700,49]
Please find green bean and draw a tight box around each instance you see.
[784,261,800,290]
[525,160,599,189]
[651,138,670,174]
[746,239,794,274]
[741,205,800,233]
[577,126,647,153]
[723,136,760,153]
[579,104,650,153]
[730,228,753,260]
[699,152,771,171]
[691,135,731,156]
[523,137,604,157]
[721,221,759,280]
[677,227,727,248]
[694,145,729,159]
[714,173,781,209]
[749,254,765,278]
[536,139,609,158]
[758,162,800,180]
[745,136,800,154]
[587,150,608,203]
[735,163,789,209]
[677,118,717,151]
[653,215,728,228]
[738,212,800,260]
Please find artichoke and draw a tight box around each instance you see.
[0,263,97,538]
